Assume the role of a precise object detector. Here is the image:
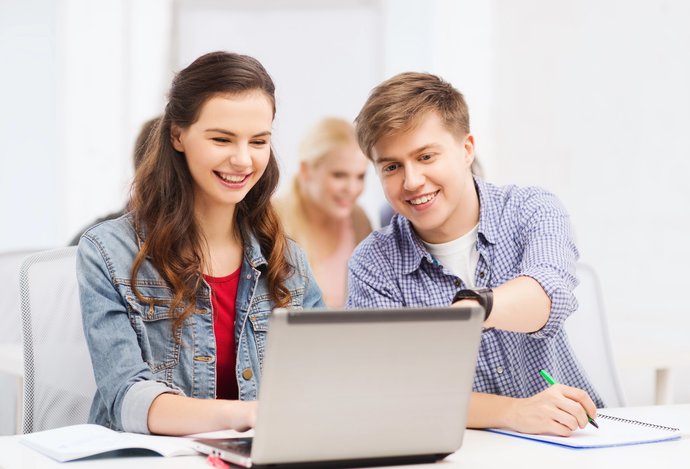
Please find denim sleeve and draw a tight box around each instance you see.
[287,241,325,309]
[76,235,182,434]
[346,236,404,309]
[515,189,579,339]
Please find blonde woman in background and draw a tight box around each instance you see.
[275,117,372,307]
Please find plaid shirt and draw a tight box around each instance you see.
[347,176,604,407]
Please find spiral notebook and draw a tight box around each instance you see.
[487,414,681,449]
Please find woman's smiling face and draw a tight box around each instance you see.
[171,91,274,214]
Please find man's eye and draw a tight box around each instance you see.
[420,153,432,161]
[383,164,398,173]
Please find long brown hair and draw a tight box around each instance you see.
[130,51,292,330]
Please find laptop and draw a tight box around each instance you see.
[193,306,484,468]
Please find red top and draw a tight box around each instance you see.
[204,267,241,400]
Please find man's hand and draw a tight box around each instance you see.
[504,384,598,436]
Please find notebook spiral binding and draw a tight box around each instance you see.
[599,414,680,433]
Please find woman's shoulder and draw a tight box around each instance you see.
[351,205,373,243]
[283,237,307,265]
[79,214,141,263]
[272,194,300,237]
[82,214,136,243]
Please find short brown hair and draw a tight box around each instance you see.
[355,72,470,160]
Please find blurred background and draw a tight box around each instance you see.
[1,0,688,405]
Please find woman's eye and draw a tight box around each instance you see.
[251,140,267,146]
[212,137,230,143]
[420,153,432,161]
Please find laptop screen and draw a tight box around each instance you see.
[250,306,484,466]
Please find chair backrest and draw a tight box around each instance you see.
[564,263,626,407]
[0,249,40,435]
[19,247,96,433]
[0,249,38,344]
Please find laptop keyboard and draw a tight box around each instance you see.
[217,437,253,458]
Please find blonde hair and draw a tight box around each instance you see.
[298,117,357,167]
[275,117,371,247]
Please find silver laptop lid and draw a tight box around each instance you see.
[251,306,484,465]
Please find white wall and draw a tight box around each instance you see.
[0,0,172,249]
[488,0,690,405]
[491,0,690,318]
[60,0,173,243]
[0,0,61,249]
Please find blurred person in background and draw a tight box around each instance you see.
[275,117,372,307]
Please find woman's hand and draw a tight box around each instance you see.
[220,399,258,432]
[148,394,259,435]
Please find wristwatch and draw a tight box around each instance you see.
[452,288,493,320]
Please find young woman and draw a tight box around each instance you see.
[274,117,371,307]
[76,51,324,436]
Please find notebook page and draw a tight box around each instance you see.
[20,424,197,462]
[487,414,681,449]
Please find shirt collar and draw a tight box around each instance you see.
[395,175,498,274]
[242,231,268,271]
[395,215,438,275]
[473,175,499,245]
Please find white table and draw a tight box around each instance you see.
[1,405,688,469]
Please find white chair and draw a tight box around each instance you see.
[19,247,96,433]
[564,263,626,407]
[0,249,40,435]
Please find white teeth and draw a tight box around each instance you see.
[409,192,436,205]
[218,173,245,183]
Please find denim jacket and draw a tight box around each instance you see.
[76,215,324,433]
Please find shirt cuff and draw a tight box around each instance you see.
[520,268,576,339]
[121,380,183,434]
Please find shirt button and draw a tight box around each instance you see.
[454,279,461,287]
[479,271,485,279]
[246,274,252,280]
[194,355,215,363]
[242,368,254,380]
[496,366,504,374]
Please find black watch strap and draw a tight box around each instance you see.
[452,288,493,320]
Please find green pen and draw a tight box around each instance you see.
[539,369,599,429]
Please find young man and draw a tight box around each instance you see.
[348,72,602,436]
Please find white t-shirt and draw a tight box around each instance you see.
[422,224,480,288]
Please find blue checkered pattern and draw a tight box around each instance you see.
[347,176,604,407]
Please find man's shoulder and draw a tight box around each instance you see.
[481,179,553,203]
[480,179,563,217]
[352,219,408,266]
